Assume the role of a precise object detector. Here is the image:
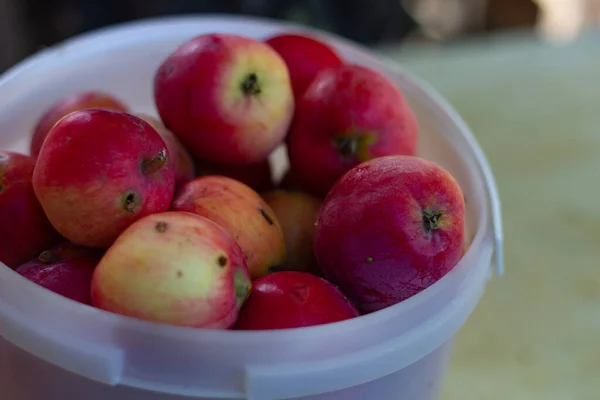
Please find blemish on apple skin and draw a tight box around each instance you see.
[217,255,227,267]
[155,222,168,233]
[38,250,61,264]
[366,257,373,263]
[290,283,309,304]
[259,208,274,225]
[177,270,183,278]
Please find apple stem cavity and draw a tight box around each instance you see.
[241,73,261,96]
[422,209,443,233]
[122,191,141,216]
[335,137,359,159]
[142,149,168,175]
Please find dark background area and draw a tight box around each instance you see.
[0,0,541,73]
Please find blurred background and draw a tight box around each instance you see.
[2,0,600,72]
[1,1,599,399]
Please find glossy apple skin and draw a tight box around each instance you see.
[30,91,128,158]
[171,176,286,280]
[235,271,359,330]
[265,33,344,101]
[32,109,175,248]
[154,33,294,166]
[135,113,196,188]
[195,158,274,193]
[314,156,465,313]
[0,151,62,268]
[16,242,102,305]
[287,63,419,197]
[91,211,251,329]
[262,189,322,275]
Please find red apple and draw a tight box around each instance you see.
[30,91,128,158]
[32,109,175,248]
[0,151,62,268]
[262,190,322,275]
[171,176,286,280]
[235,271,359,330]
[16,242,102,305]
[314,155,465,313]
[195,158,274,193]
[287,63,419,197]
[135,113,196,188]
[91,211,251,329]
[265,33,344,101]
[154,33,294,166]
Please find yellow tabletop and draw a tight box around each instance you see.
[381,30,599,400]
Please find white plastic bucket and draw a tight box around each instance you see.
[0,15,503,400]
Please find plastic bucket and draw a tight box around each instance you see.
[0,15,503,400]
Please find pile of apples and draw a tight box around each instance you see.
[0,32,466,330]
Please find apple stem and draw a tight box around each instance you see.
[241,73,261,96]
[336,137,358,159]
[422,209,443,233]
[142,149,167,175]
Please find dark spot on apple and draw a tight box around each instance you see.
[155,222,168,233]
[422,209,443,233]
[259,208,274,225]
[241,73,261,96]
[177,270,183,278]
[122,191,141,215]
[38,250,62,264]
[217,255,227,267]
[366,257,373,263]
[165,63,174,76]
[0,183,3,193]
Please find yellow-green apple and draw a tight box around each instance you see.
[91,211,251,328]
[262,189,322,275]
[265,33,344,101]
[235,271,359,330]
[16,242,102,305]
[135,113,195,188]
[171,176,286,279]
[0,151,62,268]
[30,91,128,158]
[287,63,419,197]
[154,33,294,166]
[32,109,175,248]
[314,155,465,313]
